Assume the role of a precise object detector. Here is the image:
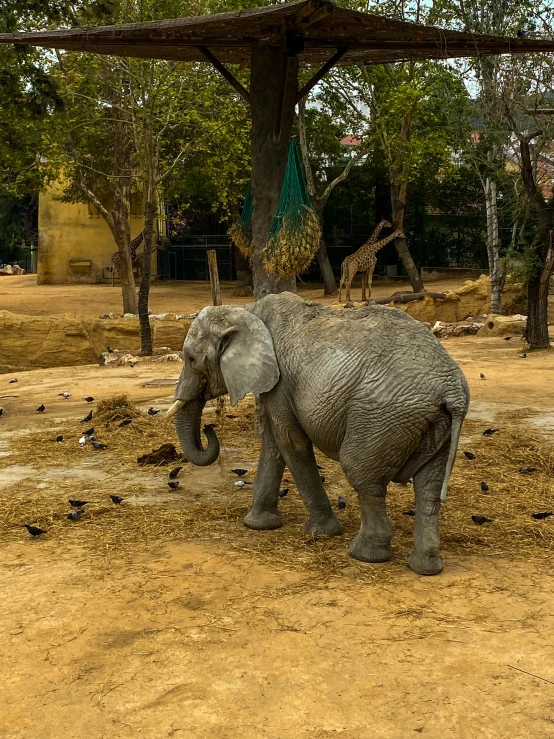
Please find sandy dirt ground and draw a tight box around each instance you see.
[1,286,554,738]
[0,274,462,317]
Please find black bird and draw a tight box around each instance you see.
[480,481,489,492]
[0,407,4,417]
[56,435,63,442]
[169,466,183,479]
[403,509,416,517]
[231,468,248,477]
[107,346,114,353]
[517,28,528,37]
[129,362,136,368]
[148,407,160,416]
[36,404,45,413]
[483,428,498,436]
[520,353,527,358]
[81,410,93,423]
[118,418,132,427]
[320,476,326,483]
[67,509,85,521]
[9,378,18,383]
[472,515,492,525]
[463,451,476,460]
[84,396,94,403]
[24,524,46,537]
[519,466,536,474]
[480,373,486,380]
[503,336,512,341]
[279,488,289,498]
[532,511,553,520]
[91,441,108,450]
[337,496,347,510]
[68,499,89,508]
[83,427,94,437]
[168,481,180,490]
[110,495,124,505]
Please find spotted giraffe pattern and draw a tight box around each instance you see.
[111,230,144,286]
[339,220,404,302]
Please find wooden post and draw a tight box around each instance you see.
[207,249,222,306]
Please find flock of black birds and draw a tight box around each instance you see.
[12,381,551,537]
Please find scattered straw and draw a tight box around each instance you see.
[1,400,553,583]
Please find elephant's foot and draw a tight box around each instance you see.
[244,509,282,530]
[407,550,443,576]
[349,534,391,563]
[303,514,343,536]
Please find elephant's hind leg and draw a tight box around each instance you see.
[407,442,449,575]
[347,480,392,563]
[244,421,285,530]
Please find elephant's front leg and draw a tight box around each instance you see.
[274,425,343,537]
[244,421,285,530]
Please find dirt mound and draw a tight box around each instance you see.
[0,310,191,374]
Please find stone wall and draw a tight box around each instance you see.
[0,312,191,374]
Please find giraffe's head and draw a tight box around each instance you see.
[381,219,392,229]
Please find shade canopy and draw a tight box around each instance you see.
[1,0,554,67]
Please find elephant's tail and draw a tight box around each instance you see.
[441,375,470,502]
[440,413,463,503]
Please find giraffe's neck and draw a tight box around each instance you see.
[367,220,388,245]
[130,230,144,257]
[373,230,402,254]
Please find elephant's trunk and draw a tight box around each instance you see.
[174,396,220,466]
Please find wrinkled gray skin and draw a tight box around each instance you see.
[172,292,469,575]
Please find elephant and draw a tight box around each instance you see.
[165,292,469,575]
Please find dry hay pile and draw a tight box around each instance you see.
[0,399,553,583]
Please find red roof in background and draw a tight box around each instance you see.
[341,135,362,146]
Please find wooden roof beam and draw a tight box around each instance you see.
[268,0,333,45]
[197,46,250,105]
[296,46,347,103]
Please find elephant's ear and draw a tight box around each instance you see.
[219,311,279,406]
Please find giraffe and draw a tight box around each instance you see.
[111,230,144,286]
[338,222,404,303]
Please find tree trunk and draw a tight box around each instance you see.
[250,42,298,300]
[138,199,156,355]
[233,244,253,297]
[390,179,424,292]
[316,238,337,295]
[312,203,337,295]
[112,105,137,315]
[484,177,505,314]
[519,135,554,350]
[526,271,550,349]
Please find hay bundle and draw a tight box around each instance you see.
[264,206,321,277]
[228,181,254,258]
[263,139,321,277]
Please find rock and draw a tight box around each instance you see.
[123,313,138,320]
[0,265,14,275]
[153,353,183,363]
[477,315,527,337]
[12,265,25,275]
[149,312,171,321]
[116,353,140,366]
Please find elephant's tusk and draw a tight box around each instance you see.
[164,399,185,418]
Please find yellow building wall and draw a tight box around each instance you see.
[38,182,144,285]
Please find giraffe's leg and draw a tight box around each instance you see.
[361,272,367,302]
[345,267,355,303]
[338,265,347,302]
[367,263,375,299]
[112,263,115,287]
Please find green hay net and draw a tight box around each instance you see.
[229,139,321,275]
